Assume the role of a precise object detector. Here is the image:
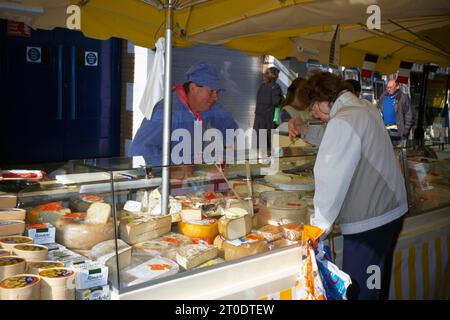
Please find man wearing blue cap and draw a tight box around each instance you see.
[129,62,238,168]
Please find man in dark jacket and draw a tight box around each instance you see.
[253,67,283,151]
[377,79,414,145]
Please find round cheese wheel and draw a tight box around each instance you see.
[55,219,114,250]
[178,219,219,240]
[39,268,76,300]
[0,256,26,281]
[0,208,26,221]
[27,261,65,275]
[0,274,41,300]
[0,236,33,251]
[38,268,75,287]
[13,244,48,262]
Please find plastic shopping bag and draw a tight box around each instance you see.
[315,242,352,300]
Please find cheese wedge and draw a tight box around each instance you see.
[85,203,111,224]
[222,240,268,261]
[119,215,172,245]
[256,225,283,242]
[218,215,252,240]
[176,244,218,270]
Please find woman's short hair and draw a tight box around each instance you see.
[298,72,353,108]
[282,77,306,107]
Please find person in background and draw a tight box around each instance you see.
[129,62,238,174]
[289,72,407,300]
[377,79,413,146]
[253,67,283,151]
[279,77,308,123]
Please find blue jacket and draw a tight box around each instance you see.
[129,91,238,166]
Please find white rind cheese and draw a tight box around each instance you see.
[176,244,218,269]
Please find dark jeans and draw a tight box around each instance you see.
[342,215,405,300]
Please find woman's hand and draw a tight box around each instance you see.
[288,116,307,141]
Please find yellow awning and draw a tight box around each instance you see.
[1,0,450,74]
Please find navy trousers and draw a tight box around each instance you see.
[342,215,405,300]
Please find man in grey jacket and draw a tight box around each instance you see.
[377,79,414,145]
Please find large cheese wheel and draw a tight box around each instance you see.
[0,236,33,251]
[55,219,114,250]
[0,256,26,281]
[178,219,218,244]
[222,240,268,261]
[0,274,41,300]
[26,201,68,224]
[0,220,25,237]
[39,268,76,300]
[0,208,26,221]
[13,244,48,262]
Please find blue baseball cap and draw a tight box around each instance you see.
[185,62,225,91]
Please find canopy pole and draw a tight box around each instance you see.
[161,0,173,215]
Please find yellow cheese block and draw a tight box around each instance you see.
[218,215,252,240]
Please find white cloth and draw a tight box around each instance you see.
[139,37,165,120]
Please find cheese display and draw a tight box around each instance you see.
[176,244,218,270]
[13,244,49,262]
[264,173,315,191]
[281,224,303,241]
[270,238,299,250]
[55,219,114,250]
[222,234,268,261]
[256,225,283,242]
[258,191,309,226]
[0,208,26,221]
[27,261,65,275]
[119,215,172,245]
[0,236,33,251]
[0,256,26,281]
[0,220,25,237]
[218,215,252,240]
[0,274,41,300]
[69,194,105,212]
[39,268,76,300]
[26,201,71,224]
[178,219,219,244]
[26,223,56,245]
[84,202,111,224]
[120,256,179,287]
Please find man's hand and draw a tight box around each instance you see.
[288,116,307,141]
